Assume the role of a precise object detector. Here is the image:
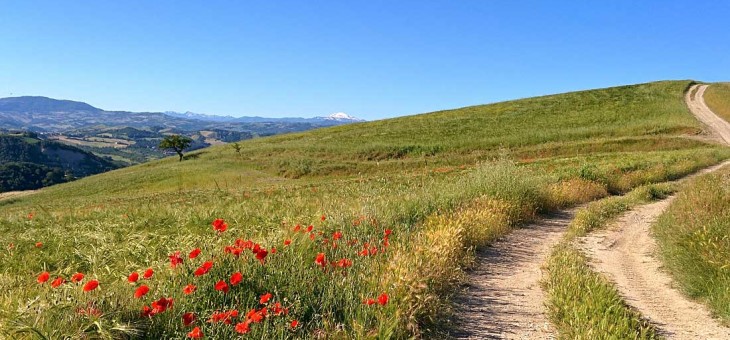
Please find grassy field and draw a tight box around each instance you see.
[1,80,729,338]
[705,83,730,123]
[653,166,730,323]
[545,183,675,339]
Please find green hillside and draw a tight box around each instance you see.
[1,80,728,338]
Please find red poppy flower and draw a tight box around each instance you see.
[212,218,228,233]
[315,252,326,267]
[134,285,150,298]
[51,277,65,288]
[377,293,389,306]
[35,242,43,248]
[332,231,343,240]
[259,292,272,304]
[364,298,376,305]
[128,272,139,283]
[187,326,203,338]
[293,224,301,232]
[37,271,50,284]
[306,225,313,232]
[384,229,392,236]
[141,305,152,318]
[235,320,251,334]
[247,309,265,323]
[151,297,173,313]
[169,251,184,268]
[189,248,201,259]
[83,279,99,292]
[272,302,287,315]
[143,268,154,279]
[215,280,229,293]
[255,249,268,264]
[284,239,291,246]
[290,319,299,329]
[336,258,353,268]
[230,272,243,286]
[183,312,196,326]
[194,261,213,276]
[71,272,84,283]
[183,284,197,295]
[320,214,326,222]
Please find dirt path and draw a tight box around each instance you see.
[577,85,730,339]
[449,209,577,339]
[686,84,730,144]
[0,190,37,202]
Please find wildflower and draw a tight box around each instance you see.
[270,247,277,254]
[272,302,288,316]
[182,312,196,326]
[320,214,326,222]
[293,224,301,232]
[151,297,173,314]
[384,229,392,236]
[260,292,272,304]
[255,249,268,264]
[134,285,150,298]
[314,253,326,267]
[141,305,153,318]
[183,284,197,295]
[51,277,65,288]
[247,308,266,323]
[284,239,291,246]
[210,310,238,324]
[306,225,313,232]
[35,242,43,248]
[143,268,154,279]
[128,272,139,283]
[189,248,201,259]
[83,279,99,292]
[215,280,229,293]
[378,293,389,306]
[71,272,84,283]
[194,261,213,276]
[169,251,184,268]
[28,213,34,220]
[333,231,343,240]
[290,319,299,329]
[335,258,353,268]
[230,272,243,286]
[212,218,228,233]
[37,271,50,284]
[187,326,203,338]
[364,298,376,305]
[235,320,251,334]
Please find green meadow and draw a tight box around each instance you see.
[1,80,729,338]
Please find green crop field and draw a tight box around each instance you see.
[1,80,729,338]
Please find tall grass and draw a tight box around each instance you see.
[653,167,730,322]
[704,83,730,123]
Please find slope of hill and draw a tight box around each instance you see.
[0,80,728,339]
[0,132,118,192]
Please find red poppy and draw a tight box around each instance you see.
[194,261,213,276]
[210,309,238,324]
[247,308,265,323]
[255,249,268,264]
[306,225,313,232]
[336,258,353,268]
[183,284,197,295]
[332,231,343,240]
[212,218,228,233]
[320,214,326,222]
[51,277,65,288]
[378,293,389,306]
[83,279,99,292]
[189,248,201,259]
[169,251,184,268]
[35,242,43,248]
[284,239,291,246]
[215,280,229,293]
[141,305,152,318]
[235,320,251,334]
[71,272,84,283]
[259,292,272,304]
[385,229,392,236]
[143,268,154,279]
[37,271,50,284]
[314,252,326,267]
[364,298,376,305]
[128,272,139,283]
[290,319,299,329]
[151,297,173,314]
[134,285,150,298]
[187,326,203,338]
[272,302,287,316]
[182,312,196,326]
[230,272,243,286]
[293,224,301,232]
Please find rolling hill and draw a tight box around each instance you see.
[0,80,728,339]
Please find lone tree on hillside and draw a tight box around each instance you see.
[159,135,193,162]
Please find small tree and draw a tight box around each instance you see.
[159,135,193,162]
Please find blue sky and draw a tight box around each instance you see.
[1,1,728,120]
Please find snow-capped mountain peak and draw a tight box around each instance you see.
[321,112,365,122]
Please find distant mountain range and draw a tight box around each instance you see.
[0,96,365,167]
[0,96,364,133]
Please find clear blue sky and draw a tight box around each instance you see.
[1,1,728,120]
